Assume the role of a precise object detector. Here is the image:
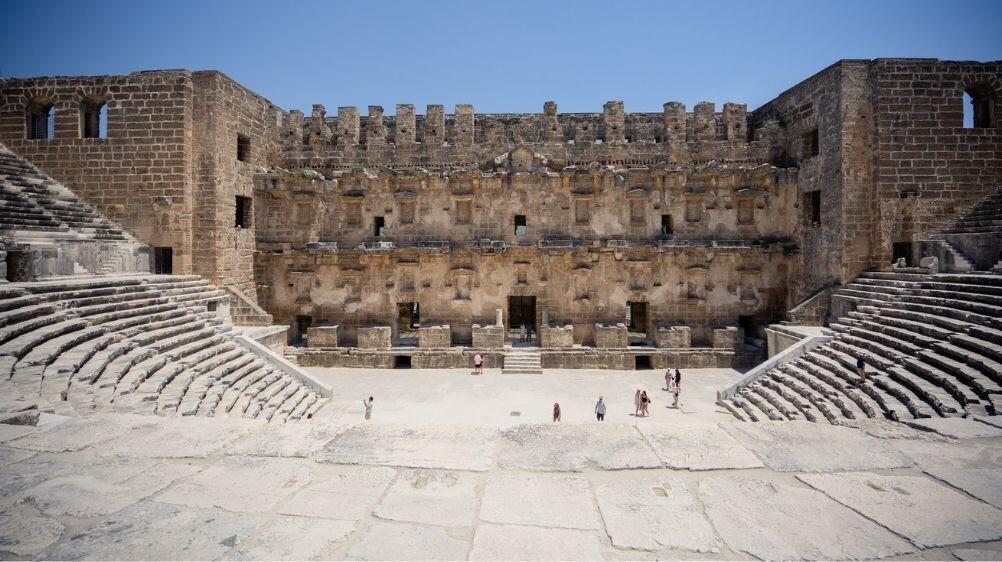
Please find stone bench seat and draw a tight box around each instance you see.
[0,317,90,360]
[822,342,936,419]
[287,390,318,421]
[176,354,257,416]
[216,367,275,417]
[198,360,267,416]
[930,341,1002,385]
[770,373,839,423]
[949,332,1002,363]
[803,351,899,419]
[785,360,872,419]
[759,377,819,422]
[747,382,800,420]
[915,288,1002,307]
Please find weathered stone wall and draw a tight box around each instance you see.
[0,71,196,272]
[540,324,574,348]
[751,58,1002,300]
[472,324,504,349]
[357,326,391,349]
[0,70,286,303]
[306,325,340,347]
[418,324,451,348]
[712,326,744,349]
[594,323,628,348]
[283,100,772,172]
[190,72,285,298]
[656,325,691,348]
[867,59,1002,264]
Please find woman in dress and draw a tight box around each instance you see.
[641,390,650,417]
[634,389,642,417]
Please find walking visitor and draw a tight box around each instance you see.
[553,402,561,422]
[473,353,483,375]
[595,396,606,421]
[634,389,642,416]
[363,396,374,420]
[641,390,651,417]
[672,370,682,409]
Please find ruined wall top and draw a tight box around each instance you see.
[284,100,779,170]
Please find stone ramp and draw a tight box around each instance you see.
[722,271,1002,424]
[0,274,325,423]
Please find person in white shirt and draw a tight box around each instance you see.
[363,396,374,420]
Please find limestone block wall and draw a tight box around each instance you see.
[357,326,391,349]
[713,326,744,349]
[307,325,340,347]
[540,325,574,348]
[419,324,451,348]
[656,325,691,348]
[472,324,504,349]
[0,71,197,273]
[595,323,628,348]
[282,100,777,172]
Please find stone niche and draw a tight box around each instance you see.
[540,324,574,348]
[419,324,452,348]
[357,326,392,349]
[472,324,504,349]
[307,325,340,347]
[712,326,745,349]
[594,323,628,349]
[656,325,691,348]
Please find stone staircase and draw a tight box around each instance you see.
[502,348,543,374]
[929,187,1002,270]
[940,187,1002,235]
[720,271,1002,424]
[0,274,326,423]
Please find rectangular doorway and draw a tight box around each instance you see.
[294,315,312,346]
[153,247,173,275]
[397,302,419,345]
[508,296,536,344]
[627,301,648,345]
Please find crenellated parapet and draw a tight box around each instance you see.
[283,100,775,171]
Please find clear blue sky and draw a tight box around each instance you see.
[1,0,1000,115]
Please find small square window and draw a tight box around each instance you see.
[237,134,251,162]
[802,128,819,159]
[514,214,527,236]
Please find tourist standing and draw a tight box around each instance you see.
[857,354,868,383]
[664,369,673,391]
[519,323,527,343]
[474,353,483,375]
[363,396,374,420]
[595,396,606,421]
[553,402,561,422]
[634,389,642,417]
[672,370,682,409]
[641,390,651,417]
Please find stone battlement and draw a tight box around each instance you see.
[284,100,780,170]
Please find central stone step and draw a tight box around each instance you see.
[502,348,542,374]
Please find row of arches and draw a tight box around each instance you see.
[24,96,108,140]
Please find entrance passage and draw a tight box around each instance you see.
[626,301,648,345]
[508,296,536,344]
[397,302,419,344]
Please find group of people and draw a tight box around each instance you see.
[551,369,684,422]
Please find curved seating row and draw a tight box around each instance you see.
[721,271,1002,424]
[0,274,325,423]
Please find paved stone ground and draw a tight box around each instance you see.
[2,368,1002,560]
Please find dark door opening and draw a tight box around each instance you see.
[294,315,313,346]
[514,214,527,236]
[627,301,648,345]
[374,216,385,237]
[153,247,173,275]
[738,315,754,339]
[4,250,29,282]
[661,214,673,236]
[635,355,652,370]
[508,295,536,343]
[393,355,412,369]
[892,242,912,267]
[397,302,419,344]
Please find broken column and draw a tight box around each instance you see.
[452,104,474,147]
[337,106,360,147]
[722,103,747,141]
[693,102,716,142]
[366,105,386,146]
[662,102,686,143]
[309,104,332,144]
[543,101,561,143]
[603,100,625,144]
[395,104,415,147]
[423,104,445,146]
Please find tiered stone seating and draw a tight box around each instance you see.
[723,271,1002,424]
[0,275,325,423]
[0,144,128,240]
[940,188,1002,236]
